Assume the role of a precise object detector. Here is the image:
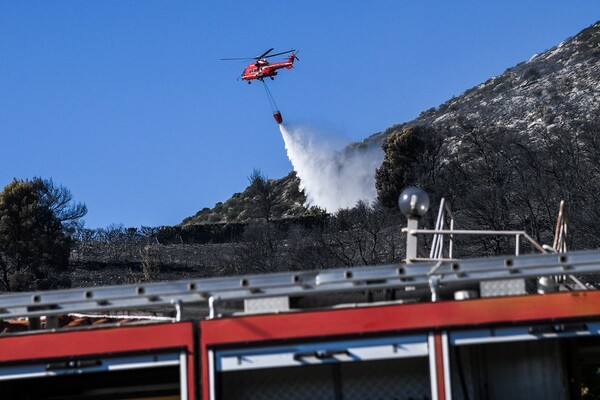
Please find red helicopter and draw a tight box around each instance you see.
[222,48,299,83]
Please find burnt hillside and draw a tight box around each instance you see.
[375,21,600,252]
[71,21,600,287]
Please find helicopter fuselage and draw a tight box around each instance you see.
[241,54,295,83]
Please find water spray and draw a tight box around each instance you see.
[279,123,384,212]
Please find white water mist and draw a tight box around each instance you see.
[279,123,384,212]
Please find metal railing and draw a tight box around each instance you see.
[405,228,547,260]
[1,249,600,321]
[406,197,546,262]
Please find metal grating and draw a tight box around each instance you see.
[219,357,431,400]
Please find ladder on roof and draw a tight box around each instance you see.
[1,249,600,321]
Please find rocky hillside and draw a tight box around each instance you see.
[373,21,600,252]
[376,21,600,148]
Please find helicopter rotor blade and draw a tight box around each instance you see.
[222,48,298,61]
[256,48,275,60]
[220,57,256,61]
[264,49,297,59]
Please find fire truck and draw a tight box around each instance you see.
[1,188,599,400]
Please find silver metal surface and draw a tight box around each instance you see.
[179,351,189,400]
[215,335,429,372]
[0,352,181,381]
[405,228,547,256]
[1,250,600,320]
[428,333,439,400]
[449,322,600,346]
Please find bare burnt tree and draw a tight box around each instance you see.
[33,177,87,232]
[319,202,402,267]
[234,221,284,274]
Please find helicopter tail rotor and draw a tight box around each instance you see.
[286,51,299,69]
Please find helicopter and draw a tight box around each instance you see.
[221,48,299,83]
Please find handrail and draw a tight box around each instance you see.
[404,228,547,259]
[429,198,456,259]
[553,200,568,253]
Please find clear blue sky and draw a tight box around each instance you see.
[1,1,598,229]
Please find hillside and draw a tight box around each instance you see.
[184,22,600,231]
[374,21,600,251]
[180,171,320,225]
[402,21,600,144]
